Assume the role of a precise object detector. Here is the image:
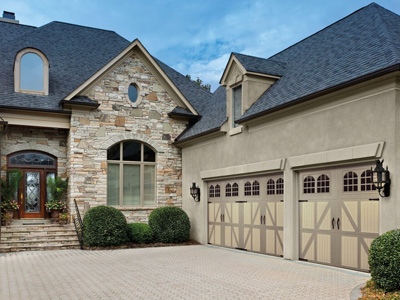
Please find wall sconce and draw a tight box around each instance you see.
[190,182,200,202]
[371,159,391,197]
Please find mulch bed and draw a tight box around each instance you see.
[82,239,200,251]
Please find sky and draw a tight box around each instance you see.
[3,0,400,91]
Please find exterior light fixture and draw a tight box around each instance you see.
[0,116,8,133]
[190,182,200,202]
[371,159,390,197]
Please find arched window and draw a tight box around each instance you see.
[343,172,358,192]
[252,181,260,196]
[267,179,275,195]
[215,184,221,197]
[317,174,330,193]
[303,176,315,194]
[361,170,376,191]
[225,183,232,197]
[209,185,215,198]
[232,183,239,197]
[14,48,49,95]
[107,141,156,206]
[276,178,284,195]
[244,181,252,196]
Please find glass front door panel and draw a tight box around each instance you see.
[25,171,40,213]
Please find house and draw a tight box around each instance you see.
[0,3,399,271]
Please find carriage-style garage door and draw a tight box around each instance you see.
[299,164,379,272]
[208,174,284,256]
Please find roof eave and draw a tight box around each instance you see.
[238,64,400,124]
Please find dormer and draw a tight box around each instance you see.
[14,48,49,95]
[220,53,285,134]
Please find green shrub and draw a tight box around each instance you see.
[83,206,129,247]
[369,229,400,292]
[148,206,190,243]
[127,223,154,244]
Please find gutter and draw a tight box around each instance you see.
[0,105,72,115]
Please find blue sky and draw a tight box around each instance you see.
[3,0,400,91]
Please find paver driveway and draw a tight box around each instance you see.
[0,245,369,299]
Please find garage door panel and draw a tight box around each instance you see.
[340,201,359,233]
[341,236,358,268]
[225,226,239,248]
[316,234,332,264]
[300,203,315,229]
[300,232,315,261]
[361,201,379,233]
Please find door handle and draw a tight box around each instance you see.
[20,193,23,201]
[337,218,340,230]
[263,215,266,225]
[260,215,263,224]
[332,218,335,229]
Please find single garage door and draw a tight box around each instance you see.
[299,164,379,271]
[208,174,284,256]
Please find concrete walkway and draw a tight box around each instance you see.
[0,245,369,299]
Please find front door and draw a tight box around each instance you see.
[8,151,57,219]
[19,170,48,218]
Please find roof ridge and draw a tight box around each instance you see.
[268,3,384,61]
[38,20,124,36]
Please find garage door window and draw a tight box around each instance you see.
[232,183,239,196]
[343,172,358,192]
[276,178,284,195]
[267,179,275,195]
[361,170,376,191]
[317,174,330,193]
[209,184,221,198]
[304,176,315,193]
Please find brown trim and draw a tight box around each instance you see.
[0,105,71,115]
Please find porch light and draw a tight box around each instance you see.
[0,116,8,133]
[371,159,391,197]
[190,182,200,202]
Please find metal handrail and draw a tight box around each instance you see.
[73,199,84,249]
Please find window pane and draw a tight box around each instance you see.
[143,165,155,206]
[123,165,140,206]
[9,152,55,166]
[128,84,138,103]
[233,85,242,127]
[107,164,119,205]
[107,144,120,160]
[46,172,55,202]
[20,53,43,91]
[143,145,156,162]
[123,142,141,161]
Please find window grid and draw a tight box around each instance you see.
[209,185,215,198]
[361,170,376,191]
[344,172,358,192]
[267,179,275,195]
[244,181,252,196]
[215,184,221,197]
[232,183,239,197]
[276,178,284,195]
[252,181,260,196]
[225,183,232,197]
[317,174,330,193]
[303,176,315,194]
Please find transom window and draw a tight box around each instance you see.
[361,170,376,191]
[343,172,358,192]
[267,179,275,195]
[317,174,330,193]
[276,178,284,195]
[14,48,49,95]
[303,176,315,194]
[107,141,156,207]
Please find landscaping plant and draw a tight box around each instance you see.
[127,223,154,244]
[369,229,400,292]
[148,206,190,243]
[83,206,129,247]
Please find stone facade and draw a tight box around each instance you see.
[68,52,187,222]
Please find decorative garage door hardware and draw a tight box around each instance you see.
[331,218,340,230]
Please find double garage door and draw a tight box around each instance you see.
[208,164,379,271]
[208,174,284,256]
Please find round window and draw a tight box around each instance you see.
[128,83,138,103]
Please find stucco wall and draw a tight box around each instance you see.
[181,75,399,258]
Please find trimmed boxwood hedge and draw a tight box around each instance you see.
[83,206,129,247]
[148,206,190,243]
[369,229,400,292]
[127,223,154,244]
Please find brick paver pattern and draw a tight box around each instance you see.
[0,245,369,300]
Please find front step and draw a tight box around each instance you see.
[0,223,81,253]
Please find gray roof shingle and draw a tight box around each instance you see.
[239,3,400,121]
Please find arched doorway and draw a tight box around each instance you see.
[7,151,57,219]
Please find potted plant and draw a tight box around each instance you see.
[0,170,23,222]
[58,212,69,225]
[46,176,68,223]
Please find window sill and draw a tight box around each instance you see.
[229,126,243,136]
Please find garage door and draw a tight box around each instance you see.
[299,164,379,271]
[208,174,284,256]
